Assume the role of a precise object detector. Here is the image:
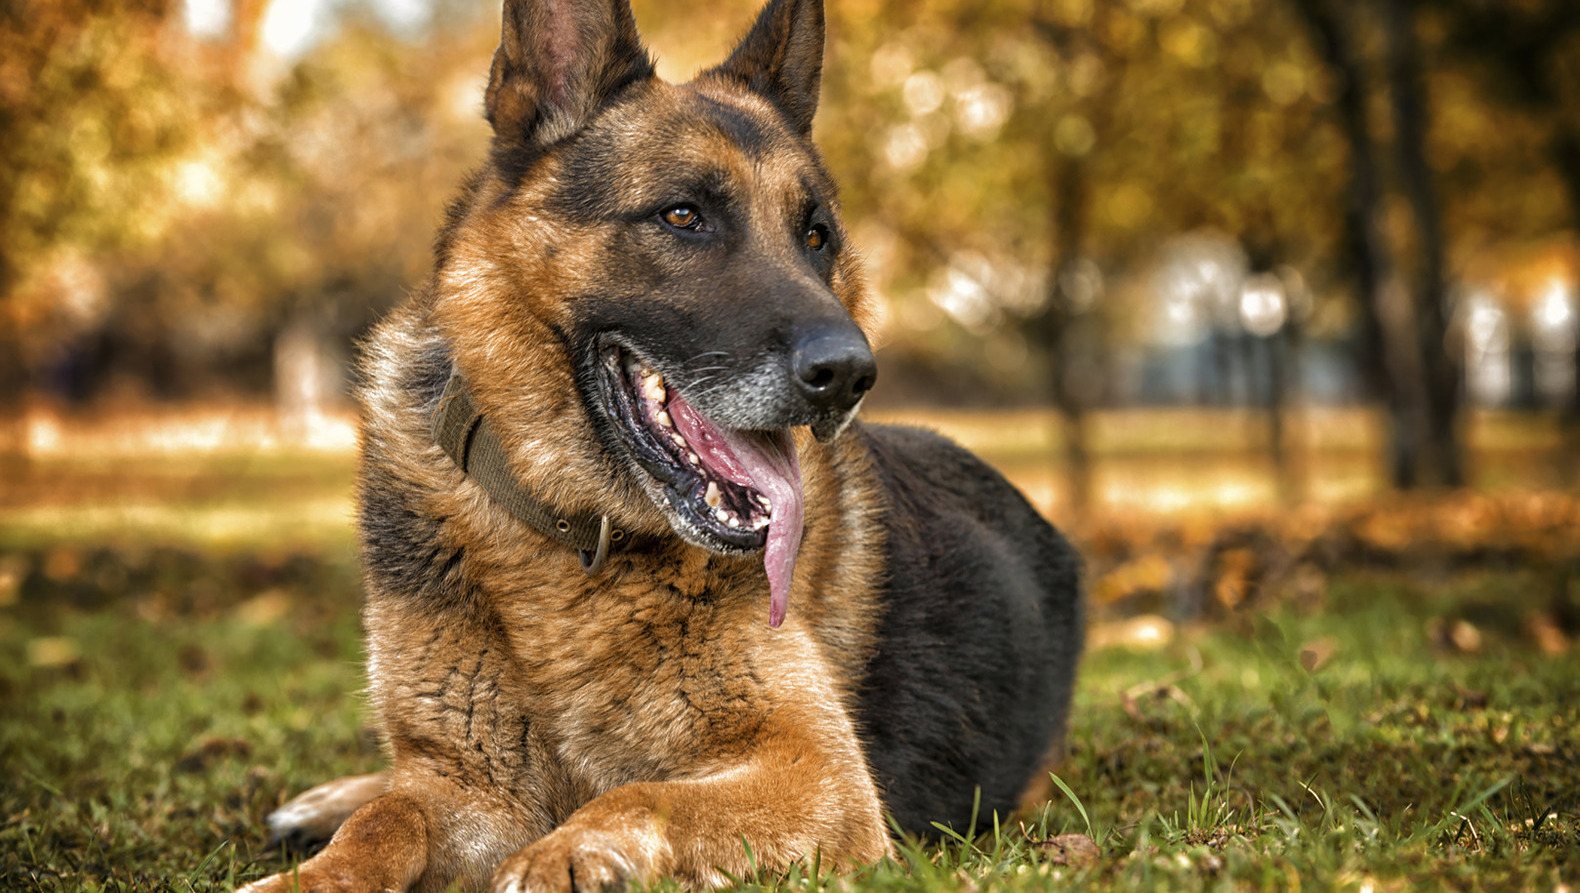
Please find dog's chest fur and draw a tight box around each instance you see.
[364,544,871,826]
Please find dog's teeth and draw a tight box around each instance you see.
[704,481,721,508]
[754,494,772,510]
[751,516,770,530]
[656,410,672,428]
[726,513,742,528]
[714,508,730,523]
[687,451,701,466]
[642,372,667,403]
[671,433,686,448]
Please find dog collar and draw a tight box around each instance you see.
[431,374,631,573]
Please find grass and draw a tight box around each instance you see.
[2,417,1578,891]
[5,547,1576,891]
[1,542,377,890]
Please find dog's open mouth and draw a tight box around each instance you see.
[599,345,804,627]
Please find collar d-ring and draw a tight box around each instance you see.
[578,515,612,575]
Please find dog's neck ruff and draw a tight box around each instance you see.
[431,374,629,573]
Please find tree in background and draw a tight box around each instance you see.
[1290,0,1439,490]
[1385,0,1461,488]
[0,0,493,415]
[0,0,190,418]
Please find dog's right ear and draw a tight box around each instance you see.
[708,0,824,136]
[484,0,654,146]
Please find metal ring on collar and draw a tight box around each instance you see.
[579,515,612,575]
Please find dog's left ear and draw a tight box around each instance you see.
[707,0,824,136]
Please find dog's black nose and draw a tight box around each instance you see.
[791,325,877,413]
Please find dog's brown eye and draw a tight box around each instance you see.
[805,224,829,251]
[662,206,701,229]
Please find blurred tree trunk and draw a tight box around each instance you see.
[1266,336,1288,501]
[1254,301,1303,506]
[0,1,44,463]
[0,308,27,472]
[1213,331,1238,407]
[1557,131,1580,486]
[1276,319,1306,503]
[1438,0,1580,482]
[1557,134,1580,410]
[1290,0,1427,489]
[1039,151,1093,514]
[1243,210,1306,502]
[1241,210,1300,503]
[0,101,31,472]
[1031,13,1125,516]
[1386,0,1464,488]
[1549,129,1580,486]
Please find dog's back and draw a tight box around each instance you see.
[854,424,1082,832]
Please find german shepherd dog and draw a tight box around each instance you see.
[242,0,1082,889]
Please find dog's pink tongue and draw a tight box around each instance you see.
[736,430,802,628]
[667,394,803,627]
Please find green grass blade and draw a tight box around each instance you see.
[1047,773,1092,837]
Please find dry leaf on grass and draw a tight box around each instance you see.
[1035,833,1100,868]
[1299,636,1337,672]
[1523,610,1569,656]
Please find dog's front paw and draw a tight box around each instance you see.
[238,868,360,893]
[491,826,659,893]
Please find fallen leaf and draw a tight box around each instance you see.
[1035,833,1100,868]
[1451,620,1483,654]
[1121,682,1194,720]
[1427,618,1482,654]
[1299,636,1338,672]
[27,637,81,669]
[178,644,213,677]
[0,558,22,607]
[1523,610,1569,656]
[235,589,292,626]
[43,547,82,582]
[1212,548,1256,611]
[1453,684,1488,710]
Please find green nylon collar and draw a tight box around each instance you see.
[430,374,630,573]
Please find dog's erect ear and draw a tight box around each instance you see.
[707,0,824,136]
[484,0,654,145]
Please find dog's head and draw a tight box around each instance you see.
[428,0,876,624]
